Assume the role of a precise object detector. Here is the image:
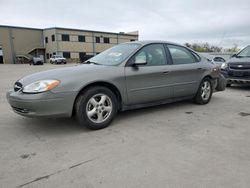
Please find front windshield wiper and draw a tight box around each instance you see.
[84,61,102,65]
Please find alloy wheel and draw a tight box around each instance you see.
[86,94,113,123]
[201,81,211,101]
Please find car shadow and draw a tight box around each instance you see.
[227,85,250,91]
[114,100,194,124]
[20,117,91,136]
[18,100,194,135]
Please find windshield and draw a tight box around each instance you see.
[87,43,141,66]
[237,46,250,58]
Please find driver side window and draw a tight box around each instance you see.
[134,44,167,66]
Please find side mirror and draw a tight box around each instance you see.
[134,58,147,66]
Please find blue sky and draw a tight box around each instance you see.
[1,0,250,48]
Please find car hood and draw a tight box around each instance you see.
[18,64,110,87]
[228,57,250,64]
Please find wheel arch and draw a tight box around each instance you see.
[72,81,122,116]
[203,75,213,80]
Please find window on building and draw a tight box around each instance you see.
[53,52,56,55]
[62,34,70,41]
[46,53,49,59]
[63,52,71,58]
[51,35,55,42]
[96,37,100,43]
[45,37,48,43]
[50,54,52,58]
[130,39,135,42]
[104,37,110,44]
[78,35,85,42]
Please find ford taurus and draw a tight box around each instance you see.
[7,41,226,129]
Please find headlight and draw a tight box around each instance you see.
[23,80,60,93]
[221,63,228,69]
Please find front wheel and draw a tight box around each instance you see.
[75,86,118,130]
[194,78,213,105]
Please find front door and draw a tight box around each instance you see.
[125,44,173,105]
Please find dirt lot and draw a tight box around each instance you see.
[0,64,250,188]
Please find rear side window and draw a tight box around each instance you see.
[168,45,197,64]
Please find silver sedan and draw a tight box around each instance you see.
[7,41,226,129]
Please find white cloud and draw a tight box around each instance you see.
[0,0,250,47]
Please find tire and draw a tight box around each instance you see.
[226,83,231,87]
[75,86,118,130]
[55,60,57,64]
[194,77,213,105]
[50,60,53,64]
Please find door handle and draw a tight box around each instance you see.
[162,71,170,75]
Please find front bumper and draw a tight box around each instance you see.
[6,90,77,118]
[213,73,226,92]
[56,59,66,64]
[221,70,250,84]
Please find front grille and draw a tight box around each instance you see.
[228,70,250,77]
[14,82,23,92]
[229,63,250,70]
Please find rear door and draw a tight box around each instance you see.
[165,44,205,98]
[125,44,173,105]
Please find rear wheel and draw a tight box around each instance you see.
[226,83,231,87]
[194,77,213,104]
[76,86,118,130]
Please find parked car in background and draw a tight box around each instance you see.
[31,57,44,65]
[50,55,67,64]
[220,45,250,86]
[212,56,226,66]
[7,41,226,130]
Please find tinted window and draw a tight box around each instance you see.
[168,45,196,64]
[63,52,71,58]
[134,44,167,66]
[192,52,201,62]
[62,34,70,41]
[78,35,85,42]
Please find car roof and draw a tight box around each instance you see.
[125,40,200,55]
[126,40,182,46]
